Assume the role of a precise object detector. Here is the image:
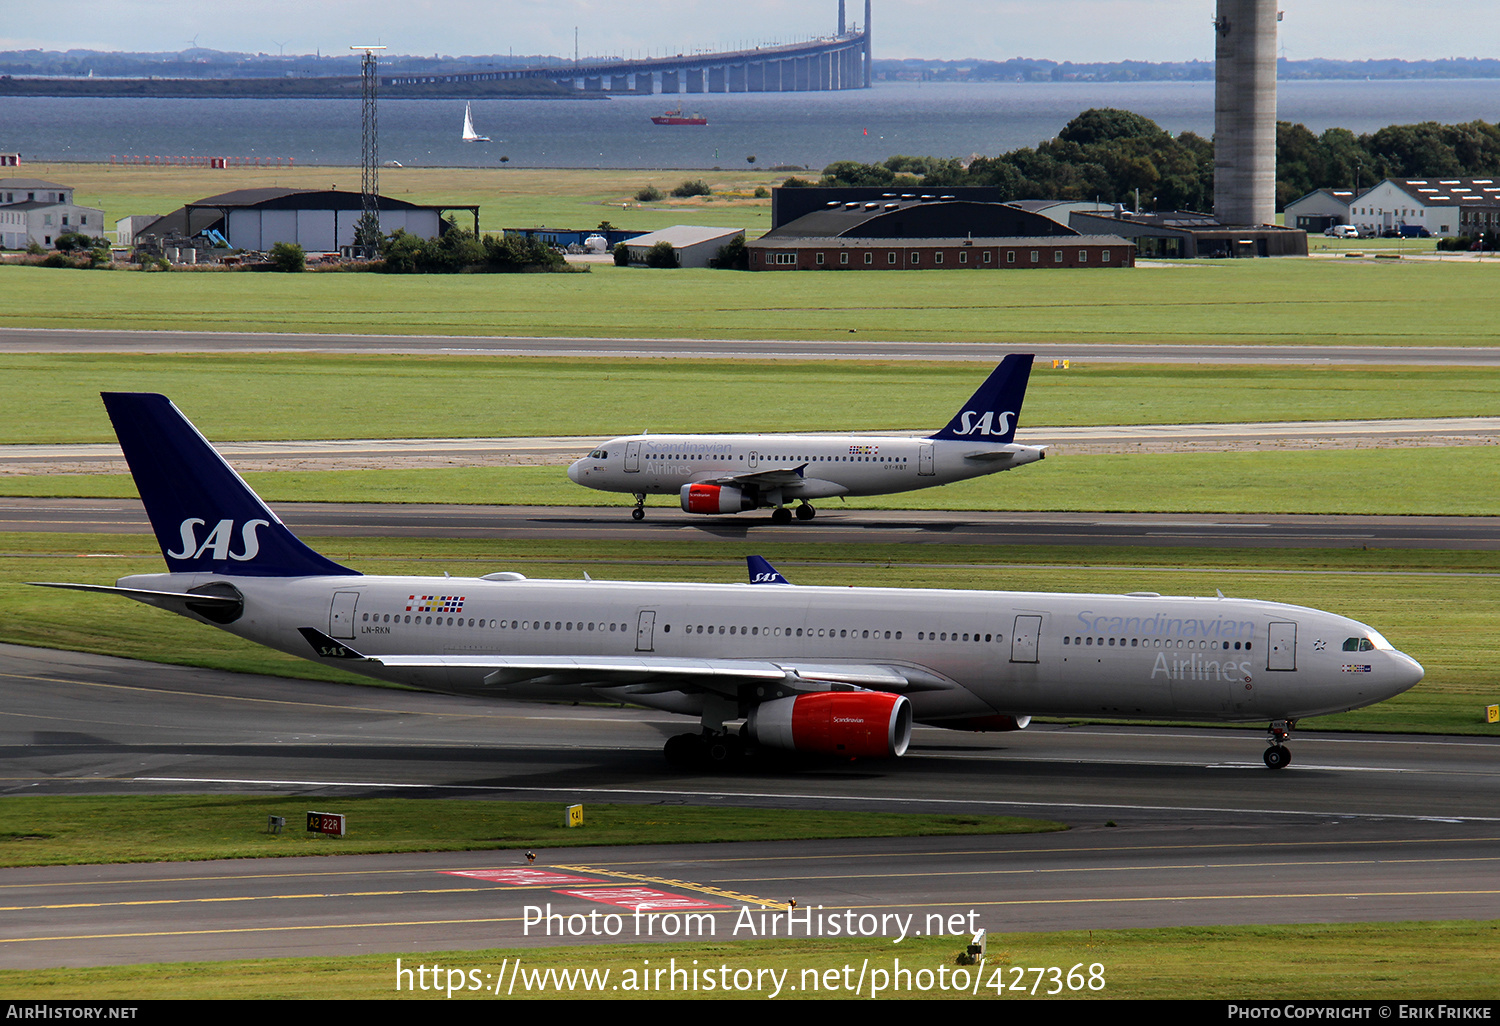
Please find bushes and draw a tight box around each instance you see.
[709,236,747,270]
[670,179,712,198]
[377,228,568,273]
[269,241,306,273]
[612,242,630,267]
[635,185,663,202]
[644,241,679,268]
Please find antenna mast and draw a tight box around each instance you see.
[350,45,386,254]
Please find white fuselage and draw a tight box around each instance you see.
[117,571,1423,727]
[567,433,1046,501]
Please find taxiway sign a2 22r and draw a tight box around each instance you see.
[36,393,1424,770]
[567,354,1046,522]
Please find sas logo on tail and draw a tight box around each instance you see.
[167,518,270,562]
[953,410,1016,437]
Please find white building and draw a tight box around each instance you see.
[0,178,106,249]
[1282,188,1357,233]
[623,225,744,268]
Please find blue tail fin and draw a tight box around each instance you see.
[101,393,357,578]
[747,555,792,585]
[927,354,1035,443]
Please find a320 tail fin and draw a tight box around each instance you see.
[101,393,357,578]
[926,353,1035,444]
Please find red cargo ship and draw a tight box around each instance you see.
[651,106,707,126]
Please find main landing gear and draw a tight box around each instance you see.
[1263,719,1295,770]
[631,493,646,521]
[770,502,815,525]
[664,731,746,770]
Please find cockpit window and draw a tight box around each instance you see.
[1342,637,1381,652]
[589,449,609,459]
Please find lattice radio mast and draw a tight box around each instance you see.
[350,45,385,254]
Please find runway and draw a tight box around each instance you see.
[6,417,1498,473]
[6,497,1500,549]
[2,643,1497,968]
[5,327,1500,364]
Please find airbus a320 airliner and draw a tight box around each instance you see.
[36,393,1424,771]
[567,354,1046,522]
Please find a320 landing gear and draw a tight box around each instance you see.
[1263,719,1295,770]
[770,503,815,525]
[631,493,646,521]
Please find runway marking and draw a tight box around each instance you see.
[0,882,580,914]
[554,863,781,909]
[706,854,1500,886]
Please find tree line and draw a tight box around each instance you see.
[789,108,1500,213]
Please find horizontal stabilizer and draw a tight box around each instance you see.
[30,581,244,623]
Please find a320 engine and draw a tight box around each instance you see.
[745,691,912,758]
[680,483,757,515]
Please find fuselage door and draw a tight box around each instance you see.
[624,440,641,473]
[1010,614,1041,663]
[918,443,935,477]
[329,591,360,640]
[1267,621,1297,671]
[636,609,656,652]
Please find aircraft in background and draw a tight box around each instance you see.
[35,393,1424,771]
[567,354,1046,523]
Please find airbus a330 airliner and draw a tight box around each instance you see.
[36,393,1424,771]
[567,354,1046,522]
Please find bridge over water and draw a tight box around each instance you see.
[387,1,872,95]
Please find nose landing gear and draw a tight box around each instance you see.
[631,493,645,521]
[1263,719,1295,770]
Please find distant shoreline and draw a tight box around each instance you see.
[0,77,603,100]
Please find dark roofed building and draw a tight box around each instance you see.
[133,188,478,253]
[1068,208,1307,258]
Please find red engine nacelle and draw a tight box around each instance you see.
[680,483,756,515]
[745,691,912,758]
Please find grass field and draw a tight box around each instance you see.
[0,796,1058,868]
[2,922,1494,999]
[4,355,1500,443]
[6,248,1500,343]
[8,446,1498,517]
[6,533,1497,734]
[28,161,784,237]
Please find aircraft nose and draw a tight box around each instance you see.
[1392,651,1425,694]
[567,460,582,483]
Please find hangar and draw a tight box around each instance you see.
[133,188,478,253]
[747,189,1131,270]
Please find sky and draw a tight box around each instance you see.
[4,1,1497,64]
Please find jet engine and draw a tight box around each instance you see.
[745,691,912,758]
[680,483,756,515]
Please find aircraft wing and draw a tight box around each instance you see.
[297,629,956,698]
[700,465,809,489]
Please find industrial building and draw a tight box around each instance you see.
[621,226,744,268]
[0,177,105,249]
[747,189,1131,270]
[747,235,1133,271]
[1069,208,1307,258]
[131,188,475,255]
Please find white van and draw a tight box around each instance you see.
[1323,224,1359,238]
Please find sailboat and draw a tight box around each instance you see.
[462,102,490,143]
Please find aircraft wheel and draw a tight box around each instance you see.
[631,507,645,522]
[771,507,792,525]
[1263,745,1291,770]
[664,733,703,769]
[704,734,743,768]
[795,503,816,521]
